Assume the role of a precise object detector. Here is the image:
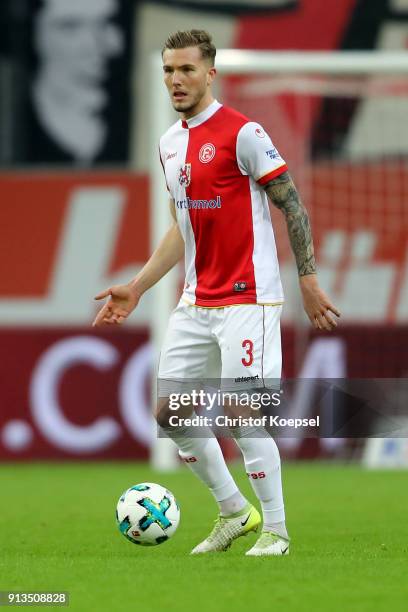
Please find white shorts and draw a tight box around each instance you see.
[158,300,282,393]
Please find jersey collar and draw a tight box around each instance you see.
[181,99,222,129]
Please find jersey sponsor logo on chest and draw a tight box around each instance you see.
[176,196,222,210]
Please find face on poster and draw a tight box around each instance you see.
[34,0,123,92]
[28,0,128,164]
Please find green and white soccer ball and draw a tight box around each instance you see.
[116,482,180,546]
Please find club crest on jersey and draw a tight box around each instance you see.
[178,163,191,187]
[199,143,216,163]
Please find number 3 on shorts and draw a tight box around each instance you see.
[241,339,254,367]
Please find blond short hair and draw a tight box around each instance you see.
[162,30,216,65]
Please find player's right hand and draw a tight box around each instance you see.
[92,284,140,327]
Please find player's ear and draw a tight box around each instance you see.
[207,66,216,85]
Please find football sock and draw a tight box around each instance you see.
[218,490,248,517]
[263,521,289,540]
[232,426,289,539]
[162,424,246,512]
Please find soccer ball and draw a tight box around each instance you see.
[116,482,180,546]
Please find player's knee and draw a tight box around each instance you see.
[155,398,195,428]
[154,399,173,428]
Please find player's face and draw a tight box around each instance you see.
[162,47,216,118]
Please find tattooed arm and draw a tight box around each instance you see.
[264,171,340,330]
[264,171,316,276]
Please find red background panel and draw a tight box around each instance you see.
[0,328,150,460]
[0,173,150,298]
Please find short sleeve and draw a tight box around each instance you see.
[236,122,287,185]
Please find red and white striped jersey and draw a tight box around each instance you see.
[159,100,288,307]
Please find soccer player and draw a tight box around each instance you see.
[93,30,340,556]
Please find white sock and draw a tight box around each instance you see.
[218,490,248,517]
[263,521,289,540]
[232,427,288,538]
[163,425,244,512]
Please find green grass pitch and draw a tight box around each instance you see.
[1,462,407,612]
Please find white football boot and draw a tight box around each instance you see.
[190,504,261,554]
[245,531,290,556]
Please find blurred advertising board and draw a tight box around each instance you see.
[0,172,407,460]
[1,325,407,460]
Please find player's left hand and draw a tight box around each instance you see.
[299,274,340,331]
